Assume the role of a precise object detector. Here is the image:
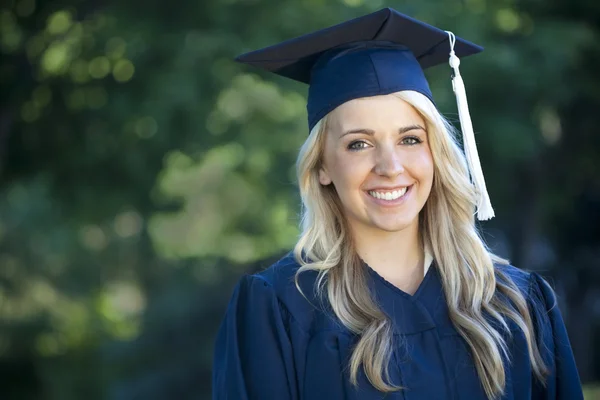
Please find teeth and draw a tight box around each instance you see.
[368,187,408,200]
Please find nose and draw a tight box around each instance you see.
[373,145,405,178]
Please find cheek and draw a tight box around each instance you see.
[424,157,435,181]
[414,149,434,180]
[329,153,370,189]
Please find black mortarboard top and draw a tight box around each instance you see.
[236,8,495,220]
[235,7,483,132]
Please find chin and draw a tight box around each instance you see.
[370,216,417,232]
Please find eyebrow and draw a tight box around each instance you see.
[340,124,426,138]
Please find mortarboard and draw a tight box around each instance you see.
[235,7,494,220]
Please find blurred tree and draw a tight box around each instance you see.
[0,0,598,398]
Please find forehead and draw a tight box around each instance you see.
[328,94,425,132]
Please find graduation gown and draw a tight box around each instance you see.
[212,252,583,399]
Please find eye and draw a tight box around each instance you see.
[347,140,370,151]
[401,136,422,146]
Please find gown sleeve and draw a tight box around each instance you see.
[212,274,297,400]
[530,272,584,400]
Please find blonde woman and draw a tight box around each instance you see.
[212,8,583,400]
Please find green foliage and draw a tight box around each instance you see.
[584,384,600,400]
[0,0,598,398]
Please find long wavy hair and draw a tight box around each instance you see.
[292,91,548,399]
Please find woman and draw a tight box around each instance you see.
[212,8,583,400]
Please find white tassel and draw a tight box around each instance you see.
[446,31,494,221]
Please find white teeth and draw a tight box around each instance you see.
[368,187,408,201]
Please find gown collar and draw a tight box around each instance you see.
[365,258,452,335]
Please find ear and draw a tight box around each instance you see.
[318,166,332,185]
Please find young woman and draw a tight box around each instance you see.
[212,8,583,400]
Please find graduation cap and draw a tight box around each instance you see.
[236,7,494,220]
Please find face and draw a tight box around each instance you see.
[319,94,434,235]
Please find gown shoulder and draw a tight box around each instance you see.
[495,262,583,399]
[494,262,532,293]
[252,251,331,333]
[212,251,311,400]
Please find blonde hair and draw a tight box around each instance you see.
[293,91,548,399]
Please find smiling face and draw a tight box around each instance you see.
[318,93,434,236]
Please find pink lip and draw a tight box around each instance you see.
[364,185,413,207]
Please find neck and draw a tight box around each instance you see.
[350,218,424,292]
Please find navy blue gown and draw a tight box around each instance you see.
[212,252,583,399]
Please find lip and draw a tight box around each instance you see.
[364,184,413,207]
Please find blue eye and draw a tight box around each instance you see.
[402,136,422,145]
[347,140,369,151]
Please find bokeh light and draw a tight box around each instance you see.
[47,11,73,35]
[1,1,598,398]
[112,59,134,82]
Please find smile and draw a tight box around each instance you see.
[367,186,410,201]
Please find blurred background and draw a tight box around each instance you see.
[1,0,599,398]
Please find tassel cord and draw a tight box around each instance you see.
[445,31,495,221]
